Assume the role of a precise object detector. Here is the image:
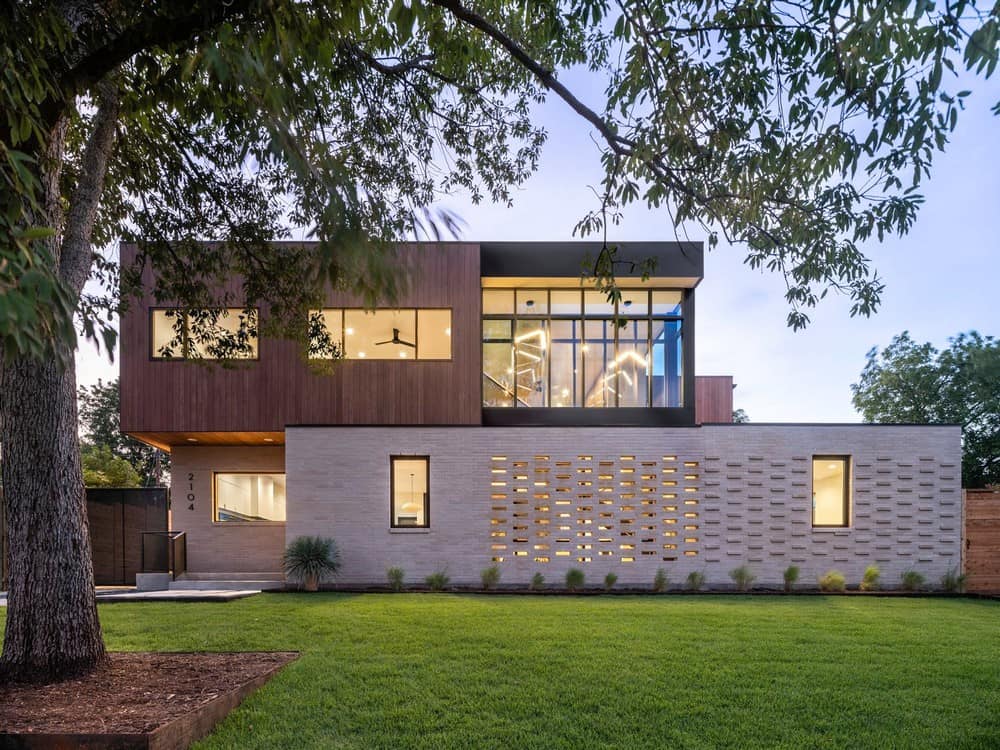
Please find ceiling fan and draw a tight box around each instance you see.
[374,328,415,348]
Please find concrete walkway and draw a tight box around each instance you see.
[0,588,261,606]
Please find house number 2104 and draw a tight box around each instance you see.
[187,472,195,511]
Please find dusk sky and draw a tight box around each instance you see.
[75,68,1000,423]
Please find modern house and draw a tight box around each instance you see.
[120,241,963,588]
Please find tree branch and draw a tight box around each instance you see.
[59,77,120,296]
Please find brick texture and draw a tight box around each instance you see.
[279,424,961,588]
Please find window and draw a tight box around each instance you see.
[214,473,286,522]
[309,309,451,360]
[812,456,850,527]
[481,288,684,408]
[151,308,258,360]
[391,456,429,528]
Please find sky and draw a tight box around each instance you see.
[75,68,1000,423]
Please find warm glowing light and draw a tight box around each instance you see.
[345,327,355,335]
[358,351,366,358]
[186,437,198,442]
[445,327,451,336]
[399,351,407,358]
[515,328,547,350]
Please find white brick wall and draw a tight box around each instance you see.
[282,424,962,588]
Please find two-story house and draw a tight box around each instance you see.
[120,241,963,588]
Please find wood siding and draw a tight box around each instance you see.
[965,488,1000,592]
[120,243,482,436]
[695,376,733,424]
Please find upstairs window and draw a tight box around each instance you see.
[812,456,850,527]
[151,308,258,360]
[482,288,683,408]
[391,456,430,528]
[309,309,451,360]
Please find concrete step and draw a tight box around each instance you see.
[178,571,284,582]
[169,579,285,591]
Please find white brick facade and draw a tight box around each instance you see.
[168,425,960,587]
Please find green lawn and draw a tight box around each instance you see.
[5,594,1000,748]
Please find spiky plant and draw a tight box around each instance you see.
[282,536,340,592]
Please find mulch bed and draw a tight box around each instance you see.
[0,652,297,735]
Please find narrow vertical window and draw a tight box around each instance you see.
[812,456,850,527]
[391,456,430,528]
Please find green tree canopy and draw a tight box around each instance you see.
[79,379,169,486]
[851,331,1000,488]
[81,445,142,488]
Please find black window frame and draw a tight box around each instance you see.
[390,455,431,529]
[308,308,454,361]
[149,306,260,362]
[480,288,685,409]
[811,455,851,528]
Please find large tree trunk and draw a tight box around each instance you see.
[0,350,106,682]
[0,79,119,683]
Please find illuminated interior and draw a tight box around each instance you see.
[812,457,849,526]
[214,473,286,522]
[151,308,258,360]
[392,457,429,527]
[310,309,451,360]
[482,289,683,408]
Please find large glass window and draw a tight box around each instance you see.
[309,309,452,360]
[482,288,684,408]
[151,308,258,360]
[391,456,429,528]
[214,473,286,522]
[812,456,850,527]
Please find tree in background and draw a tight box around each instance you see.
[852,332,1000,488]
[732,409,750,424]
[2,1,998,681]
[79,379,168,486]
[81,445,142,488]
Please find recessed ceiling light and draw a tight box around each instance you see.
[358,351,366,358]
[345,327,355,335]
[399,351,407,358]
[186,437,198,443]
[263,437,274,442]
[445,327,451,336]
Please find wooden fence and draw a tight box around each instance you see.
[964,488,1000,592]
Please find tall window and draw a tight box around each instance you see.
[391,456,429,528]
[151,308,258,360]
[309,309,451,360]
[812,456,850,527]
[481,288,684,408]
[214,473,286,522]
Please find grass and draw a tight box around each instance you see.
[4,595,1000,749]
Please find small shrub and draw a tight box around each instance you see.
[425,569,450,591]
[941,567,967,593]
[530,571,545,591]
[901,570,925,592]
[565,568,585,591]
[481,565,501,591]
[685,570,705,591]
[282,536,340,592]
[818,569,847,592]
[386,566,405,592]
[729,565,755,592]
[603,572,618,591]
[860,565,880,592]
[653,568,669,593]
[783,565,800,592]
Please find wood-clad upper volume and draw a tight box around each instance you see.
[120,242,482,439]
